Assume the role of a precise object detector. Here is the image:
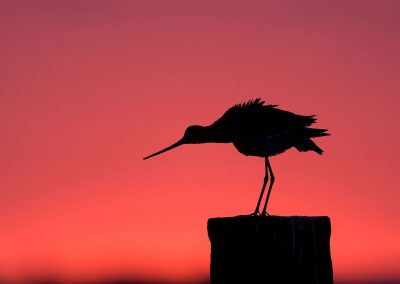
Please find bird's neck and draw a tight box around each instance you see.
[201,125,231,143]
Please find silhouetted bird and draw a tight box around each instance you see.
[144,99,329,215]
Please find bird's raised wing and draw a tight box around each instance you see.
[210,98,317,138]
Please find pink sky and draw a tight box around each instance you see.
[1,1,399,283]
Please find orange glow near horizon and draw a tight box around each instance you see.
[1,1,400,283]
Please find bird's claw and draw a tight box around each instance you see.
[250,211,260,216]
[261,210,270,216]
[250,211,270,217]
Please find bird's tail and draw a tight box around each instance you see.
[305,128,330,138]
[295,139,324,155]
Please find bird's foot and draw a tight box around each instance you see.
[260,210,270,216]
[250,209,271,217]
[250,211,260,216]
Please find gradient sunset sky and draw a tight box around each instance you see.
[1,1,400,283]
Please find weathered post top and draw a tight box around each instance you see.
[208,215,333,284]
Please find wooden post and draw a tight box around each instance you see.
[208,215,333,284]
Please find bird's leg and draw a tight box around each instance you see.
[252,158,269,216]
[261,158,275,216]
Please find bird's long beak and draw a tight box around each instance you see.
[143,140,184,160]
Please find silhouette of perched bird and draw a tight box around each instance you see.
[144,99,329,215]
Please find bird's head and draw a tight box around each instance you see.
[143,125,206,160]
[181,125,207,144]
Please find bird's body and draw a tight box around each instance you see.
[144,99,329,215]
[202,99,327,157]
